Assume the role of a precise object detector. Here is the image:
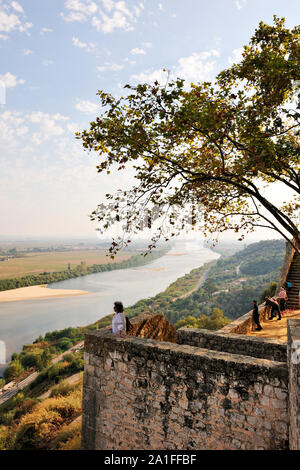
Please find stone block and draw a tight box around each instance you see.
[263,385,274,397]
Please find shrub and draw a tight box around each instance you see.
[63,354,74,363]
[21,353,43,369]
[49,383,74,398]
[47,362,69,381]
[51,420,81,450]
[3,360,23,381]
[70,357,84,373]
[56,338,73,352]
[11,388,82,450]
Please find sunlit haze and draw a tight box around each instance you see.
[1,0,299,243]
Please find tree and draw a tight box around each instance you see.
[4,360,23,381]
[78,17,300,256]
[203,279,217,298]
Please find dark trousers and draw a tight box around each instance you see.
[279,298,286,311]
[253,314,262,330]
[271,305,281,320]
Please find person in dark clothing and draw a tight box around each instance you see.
[265,297,282,320]
[252,300,263,330]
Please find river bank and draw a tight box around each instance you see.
[0,243,219,373]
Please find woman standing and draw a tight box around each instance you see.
[111,301,126,337]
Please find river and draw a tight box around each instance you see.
[0,241,219,375]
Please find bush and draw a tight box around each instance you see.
[47,362,68,381]
[3,360,23,381]
[21,353,43,369]
[63,354,74,363]
[49,383,74,398]
[70,357,84,373]
[11,388,82,450]
[259,281,277,303]
[56,338,73,352]
[51,420,81,450]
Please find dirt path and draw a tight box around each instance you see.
[247,308,300,342]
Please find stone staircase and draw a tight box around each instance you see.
[286,251,300,309]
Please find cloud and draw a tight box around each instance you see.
[235,0,247,10]
[72,36,96,53]
[0,110,70,152]
[131,47,146,55]
[131,68,168,85]
[23,49,33,56]
[0,72,25,88]
[10,1,24,13]
[97,62,124,72]
[62,0,144,33]
[131,49,220,85]
[123,58,136,65]
[40,27,53,35]
[27,112,69,144]
[42,59,54,67]
[228,47,244,65]
[0,1,33,39]
[75,100,99,114]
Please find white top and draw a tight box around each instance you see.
[112,312,126,335]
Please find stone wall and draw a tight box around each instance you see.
[177,328,286,362]
[82,329,288,450]
[220,303,270,335]
[287,319,300,450]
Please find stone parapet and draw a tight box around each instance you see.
[82,329,288,450]
[177,328,286,362]
[220,303,270,335]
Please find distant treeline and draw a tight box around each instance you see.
[0,250,166,292]
[121,239,286,325]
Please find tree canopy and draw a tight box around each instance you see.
[78,17,300,255]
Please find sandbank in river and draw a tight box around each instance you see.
[0,285,90,303]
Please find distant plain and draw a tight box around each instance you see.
[0,250,133,280]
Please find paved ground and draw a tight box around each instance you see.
[247,308,300,342]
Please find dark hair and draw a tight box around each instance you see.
[114,301,124,313]
[253,300,257,304]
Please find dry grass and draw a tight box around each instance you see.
[0,250,133,279]
[7,383,83,450]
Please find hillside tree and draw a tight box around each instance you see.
[77,17,300,256]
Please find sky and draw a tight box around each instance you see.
[0,0,299,243]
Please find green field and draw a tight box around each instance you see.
[0,250,133,280]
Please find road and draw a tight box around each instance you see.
[174,269,211,301]
[0,341,84,406]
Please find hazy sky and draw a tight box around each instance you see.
[0,0,299,242]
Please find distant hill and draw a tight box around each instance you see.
[174,239,286,321]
